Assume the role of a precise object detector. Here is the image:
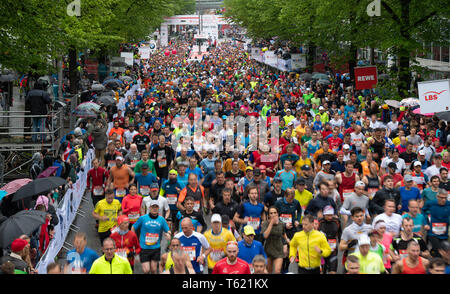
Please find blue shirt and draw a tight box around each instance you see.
[398,187,421,213]
[161,179,182,210]
[186,166,204,180]
[175,231,210,273]
[237,201,265,235]
[133,214,170,250]
[177,174,189,189]
[422,200,450,239]
[66,247,99,273]
[275,169,297,191]
[135,172,158,195]
[402,213,427,234]
[237,240,267,265]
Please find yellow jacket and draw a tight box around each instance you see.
[89,254,132,274]
[289,230,331,269]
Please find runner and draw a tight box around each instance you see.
[349,235,386,274]
[141,182,170,220]
[391,241,430,274]
[132,199,171,274]
[92,188,122,245]
[87,158,109,208]
[233,186,266,242]
[212,241,251,274]
[340,181,370,227]
[107,156,135,203]
[121,184,143,227]
[109,215,141,270]
[318,206,341,274]
[65,232,99,274]
[134,163,158,197]
[177,173,206,214]
[89,238,132,274]
[372,199,403,237]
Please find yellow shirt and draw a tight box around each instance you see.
[94,199,122,233]
[293,125,306,139]
[203,228,236,269]
[289,230,331,268]
[294,158,313,176]
[295,189,313,221]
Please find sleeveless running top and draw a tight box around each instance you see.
[366,175,380,189]
[402,257,426,274]
[339,172,356,201]
[169,265,190,274]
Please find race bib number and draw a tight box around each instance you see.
[210,249,224,262]
[166,194,178,205]
[128,212,140,222]
[130,159,139,167]
[399,249,408,260]
[280,214,292,224]
[140,186,150,196]
[182,246,197,261]
[93,186,104,196]
[194,201,201,212]
[145,233,159,246]
[116,249,128,260]
[368,188,378,200]
[116,189,126,198]
[432,223,447,235]
[328,239,337,251]
[343,189,354,200]
[447,191,450,201]
[159,159,167,168]
[248,217,260,230]
[301,205,307,217]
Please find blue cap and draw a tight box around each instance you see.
[222,115,227,120]
[150,182,159,189]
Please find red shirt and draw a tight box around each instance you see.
[328,137,343,151]
[121,194,143,223]
[87,167,108,190]
[110,230,141,266]
[212,257,251,274]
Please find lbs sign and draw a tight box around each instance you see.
[418,79,450,114]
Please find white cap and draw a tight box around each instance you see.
[355,181,365,188]
[116,156,124,161]
[322,160,331,165]
[358,235,371,246]
[343,144,350,150]
[211,214,222,223]
[319,106,325,110]
[148,199,160,207]
[418,150,426,156]
[323,205,335,215]
[413,161,422,167]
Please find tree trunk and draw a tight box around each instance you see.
[68,46,78,94]
[348,43,358,85]
[398,51,411,98]
[307,42,316,73]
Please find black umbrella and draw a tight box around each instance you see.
[0,73,16,82]
[300,73,312,81]
[0,210,47,248]
[12,177,66,202]
[104,80,121,89]
[91,84,105,92]
[436,111,450,122]
[96,95,116,106]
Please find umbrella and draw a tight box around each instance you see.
[111,60,128,67]
[378,73,390,80]
[91,84,105,92]
[436,111,450,122]
[96,95,116,106]
[0,73,16,82]
[103,78,123,85]
[73,109,98,118]
[299,73,312,81]
[317,79,331,85]
[385,99,400,108]
[76,101,101,112]
[0,210,47,248]
[12,177,66,203]
[119,76,132,82]
[37,166,59,179]
[412,108,434,117]
[312,73,329,80]
[400,97,419,107]
[104,80,122,89]
[0,178,33,196]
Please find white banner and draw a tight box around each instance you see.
[264,51,278,67]
[138,47,151,60]
[36,149,94,274]
[160,23,169,47]
[120,52,134,66]
[418,79,450,114]
[291,54,306,70]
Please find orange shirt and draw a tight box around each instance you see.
[361,160,379,177]
[109,127,125,145]
[110,164,131,189]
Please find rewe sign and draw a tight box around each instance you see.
[418,79,450,114]
[354,66,378,90]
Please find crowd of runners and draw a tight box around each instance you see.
[1,37,450,275]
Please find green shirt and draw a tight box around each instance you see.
[303,93,314,104]
[134,160,157,175]
[349,251,385,274]
[421,187,438,203]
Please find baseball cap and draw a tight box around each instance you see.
[246,166,253,172]
[11,238,28,252]
[358,235,371,246]
[301,164,311,171]
[413,161,422,167]
[355,181,365,188]
[295,178,306,186]
[207,149,214,154]
[323,205,335,215]
[117,215,129,226]
[273,177,282,183]
[150,182,159,190]
[211,214,222,223]
[322,160,331,165]
[141,163,149,169]
[388,162,397,169]
[116,156,124,161]
[259,165,266,171]
[148,199,160,207]
[169,169,178,176]
[337,151,344,156]
[319,106,325,110]
[253,169,261,176]
[243,225,256,236]
[343,144,350,150]
[434,153,442,159]
[418,150,426,156]
[404,174,413,182]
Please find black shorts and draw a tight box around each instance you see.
[323,253,338,273]
[140,248,161,263]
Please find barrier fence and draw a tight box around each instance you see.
[36,149,94,274]
[250,47,307,72]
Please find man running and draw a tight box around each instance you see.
[212,241,251,274]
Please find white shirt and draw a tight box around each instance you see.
[142,196,170,217]
[124,130,138,144]
[381,157,406,174]
[330,118,344,129]
[424,165,441,179]
[387,121,398,134]
[372,213,403,236]
[350,132,365,151]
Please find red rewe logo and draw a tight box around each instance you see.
[424,90,447,101]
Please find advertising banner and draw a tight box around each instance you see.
[418,79,450,114]
[120,52,134,66]
[354,66,378,90]
[291,54,306,70]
